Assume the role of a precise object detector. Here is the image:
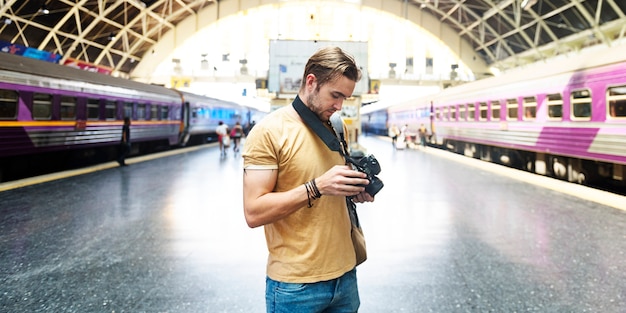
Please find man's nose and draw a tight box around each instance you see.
[333,99,344,110]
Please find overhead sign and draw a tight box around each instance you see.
[268,40,369,96]
[64,58,112,75]
[171,76,192,89]
[0,40,62,63]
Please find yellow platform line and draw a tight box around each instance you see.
[0,143,216,192]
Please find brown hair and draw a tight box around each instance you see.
[299,46,362,92]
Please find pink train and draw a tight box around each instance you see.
[363,44,626,186]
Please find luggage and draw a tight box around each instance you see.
[395,139,406,150]
[222,136,231,148]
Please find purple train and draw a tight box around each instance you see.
[0,52,264,180]
[363,45,626,186]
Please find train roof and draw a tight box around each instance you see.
[176,90,243,108]
[0,52,178,98]
[384,42,626,113]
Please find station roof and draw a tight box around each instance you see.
[1,0,625,75]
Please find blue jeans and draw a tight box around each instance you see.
[266,268,360,313]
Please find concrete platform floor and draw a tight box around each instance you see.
[1,136,625,312]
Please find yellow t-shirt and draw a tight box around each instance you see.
[242,105,356,283]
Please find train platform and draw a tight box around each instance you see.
[1,135,625,312]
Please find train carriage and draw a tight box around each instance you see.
[361,108,388,136]
[375,44,626,186]
[0,52,265,182]
[178,90,252,146]
[0,52,184,158]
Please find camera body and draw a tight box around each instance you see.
[349,150,384,196]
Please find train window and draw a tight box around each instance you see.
[60,96,76,120]
[607,85,626,118]
[443,106,449,120]
[547,93,563,120]
[435,107,441,120]
[490,100,500,121]
[459,104,466,121]
[506,98,518,120]
[467,103,475,121]
[450,106,457,121]
[150,104,158,120]
[0,89,18,119]
[137,103,146,120]
[105,100,117,120]
[123,102,133,119]
[419,107,429,119]
[479,102,487,121]
[87,98,100,120]
[173,107,182,120]
[203,107,212,119]
[523,96,537,120]
[32,93,52,120]
[571,89,591,120]
[161,106,169,120]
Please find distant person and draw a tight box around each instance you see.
[230,121,244,152]
[245,120,256,136]
[117,117,131,166]
[400,124,409,142]
[418,123,428,148]
[388,124,400,148]
[216,121,229,156]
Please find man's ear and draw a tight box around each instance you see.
[305,73,317,91]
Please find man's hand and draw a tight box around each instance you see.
[314,165,370,197]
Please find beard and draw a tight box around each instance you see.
[305,88,329,122]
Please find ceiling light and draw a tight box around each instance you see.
[521,0,538,10]
[39,5,50,15]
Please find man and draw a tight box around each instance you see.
[230,121,244,152]
[242,46,375,313]
[418,123,428,148]
[215,121,229,156]
[117,117,131,166]
[388,124,399,148]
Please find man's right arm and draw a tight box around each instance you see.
[242,166,370,228]
[242,169,309,228]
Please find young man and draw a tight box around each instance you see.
[215,121,229,156]
[389,124,400,148]
[242,46,375,313]
[230,121,244,152]
[117,117,131,166]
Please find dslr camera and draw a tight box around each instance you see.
[347,150,384,196]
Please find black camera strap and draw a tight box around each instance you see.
[292,95,361,228]
[292,95,343,153]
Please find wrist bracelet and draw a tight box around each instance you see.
[310,179,322,198]
[304,179,322,208]
[304,181,313,208]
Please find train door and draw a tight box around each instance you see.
[179,101,191,146]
